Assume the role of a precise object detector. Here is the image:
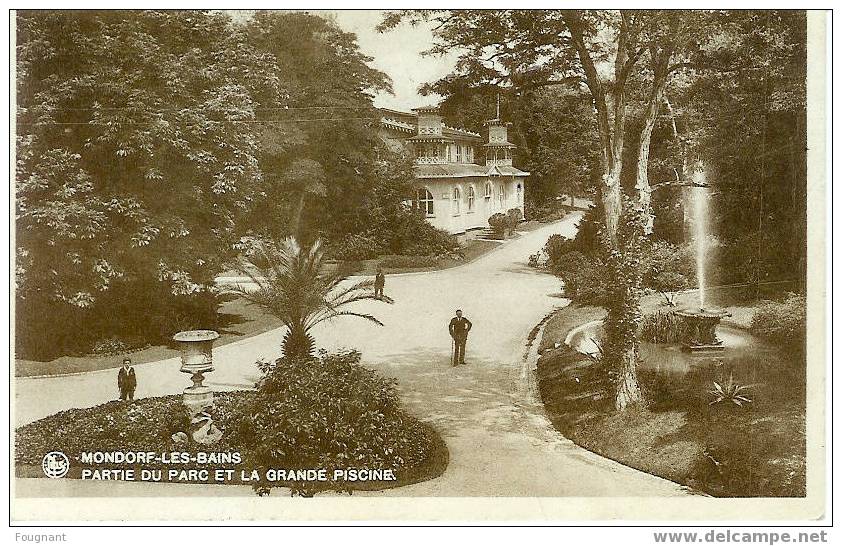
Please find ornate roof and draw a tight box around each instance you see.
[414,163,529,179]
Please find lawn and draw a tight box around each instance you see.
[15,297,283,378]
[536,288,806,497]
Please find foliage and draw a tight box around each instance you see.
[750,293,806,350]
[552,251,611,306]
[328,234,383,262]
[231,349,440,496]
[89,337,148,357]
[16,355,445,496]
[505,208,523,234]
[542,204,693,305]
[15,11,281,358]
[15,395,199,466]
[242,11,393,244]
[488,213,508,238]
[226,237,391,359]
[640,240,696,293]
[639,310,689,344]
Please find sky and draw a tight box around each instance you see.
[323,11,459,111]
[228,10,459,112]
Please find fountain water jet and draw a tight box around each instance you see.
[677,163,730,352]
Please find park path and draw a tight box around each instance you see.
[15,214,688,497]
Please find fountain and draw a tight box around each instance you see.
[676,164,730,352]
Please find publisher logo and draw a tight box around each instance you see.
[42,452,70,478]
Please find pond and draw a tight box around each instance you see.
[567,320,803,408]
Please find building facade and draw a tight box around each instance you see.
[379,106,529,237]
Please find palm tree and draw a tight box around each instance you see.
[227,237,392,360]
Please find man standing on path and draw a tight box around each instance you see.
[117,358,137,402]
[374,267,385,300]
[449,309,472,366]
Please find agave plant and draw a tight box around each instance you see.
[708,373,753,406]
[226,237,392,360]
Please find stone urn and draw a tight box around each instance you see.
[173,330,222,443]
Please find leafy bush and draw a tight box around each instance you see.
[750,293,806,350]
[641,241,696,293]
[488,213,508,238]
[90,337,149,357]
[230,349,440,495]
[505,208,523,234]
[328,234,382,261]
[379,255,440,269]
[15,281,220,361]
[552,251,611,305]
[369,209,460,257]
[16,395,200,466]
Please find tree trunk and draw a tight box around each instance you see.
[602,168,623,246]
[636,49,672,235]
[291,191,306,238]
[615,346,643,411]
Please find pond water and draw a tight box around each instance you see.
[568,321,801,405]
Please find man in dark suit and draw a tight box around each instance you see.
[374,267,385,300]
[117,358,137,401]
[448,309,472,366]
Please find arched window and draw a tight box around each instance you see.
[417,188,434,217]
[498,184,505,209]
[452,186,461,215]
[517,183,523,203]
[485,182,493,202]
[467,186,475,212]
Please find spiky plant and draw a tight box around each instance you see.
[226,237,392,361]
[708,373,754,407]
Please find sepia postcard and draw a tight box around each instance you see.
[8,6,830,524]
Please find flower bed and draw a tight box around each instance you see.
[16,354,449,496]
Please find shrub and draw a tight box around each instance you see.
[379,254,440,269]
[750,293,806,350]
[329,234,382,261]
[90,337,148,356]
[15,280,220,361]
[230,349,439,495]
[488,213,508,238]
[542,234,576,270]
[641,241,696,294]
[505,208,523,235]
[370,209,460,257]
[552,251,611,305]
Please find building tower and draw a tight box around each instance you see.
[484,114,516,167]
[408,106,452,164]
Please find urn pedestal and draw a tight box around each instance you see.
[173,330,222,443]
[674,308,731,352]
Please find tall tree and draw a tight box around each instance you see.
[16,11,282,356]
[379,9,672,409]
[242,11,393,244]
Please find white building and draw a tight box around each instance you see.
[379,106,529,238]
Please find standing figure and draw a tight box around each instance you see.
[448,309,473,366]
[117,358,137,402]
[374,267,386,300]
